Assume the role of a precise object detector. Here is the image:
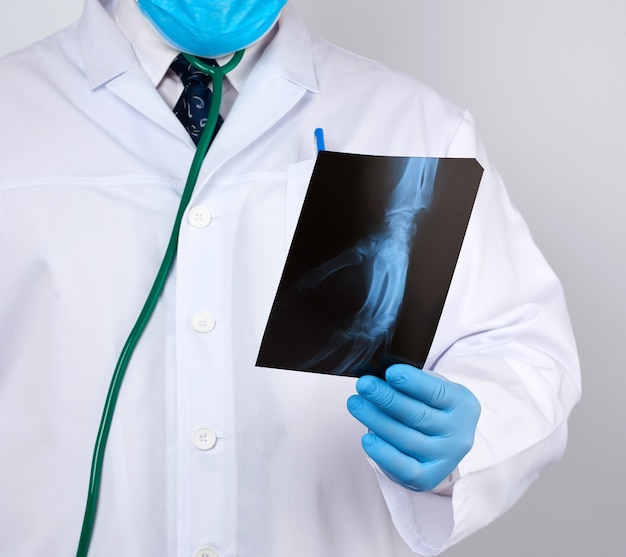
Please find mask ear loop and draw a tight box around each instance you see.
[75,49,245,557]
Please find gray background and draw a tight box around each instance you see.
[1,0,623,555]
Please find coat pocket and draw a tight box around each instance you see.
[285,158,316,249]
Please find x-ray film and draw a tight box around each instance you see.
[256,152,483,379]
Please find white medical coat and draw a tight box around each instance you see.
[0,1,581,555]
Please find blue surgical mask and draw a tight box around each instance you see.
[137,0,286,57]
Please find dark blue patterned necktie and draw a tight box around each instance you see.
[170,54,224,146]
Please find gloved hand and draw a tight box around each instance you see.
[347,363,480,492]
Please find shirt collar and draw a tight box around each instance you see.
[79,0,319,93]
[112,0,272,94]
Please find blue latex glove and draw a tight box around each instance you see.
[347,364,480,492]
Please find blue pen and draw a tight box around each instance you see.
[315,128,326,152]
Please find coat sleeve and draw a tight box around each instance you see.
[373,110,582,555]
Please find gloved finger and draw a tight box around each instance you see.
[354,375,449,436]
[385,364,475,412]
[347,394,444,462]
[360,432,445,492]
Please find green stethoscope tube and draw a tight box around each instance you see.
[75,49,245,557]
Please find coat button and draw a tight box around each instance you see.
[191,313,216,333]
[188,206,212,228]
[194,548,218,557]
[192,428,217,451]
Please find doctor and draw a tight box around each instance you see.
[0,1,580,556]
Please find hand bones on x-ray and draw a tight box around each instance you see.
[292,158,439,373]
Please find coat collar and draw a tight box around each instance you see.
[259,2,320,94]
[78,0,139,90]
